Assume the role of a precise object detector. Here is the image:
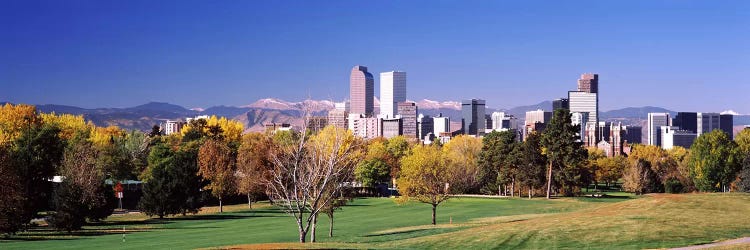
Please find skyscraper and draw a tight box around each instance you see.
[350,65,374,116]
[697,112,721,136]
[418,114,433,140]
[327,101,349,129]
[380,71,406,118]
[577,73,599,93]
[568,91,598,126]
[553,98,569,111]
[461,99,486,136]
[433,114,450,136]
[672,112,698,133]
[648,113,671,146]
[397,102,418,138]
[661,126,697,150]
[720,114,734,139]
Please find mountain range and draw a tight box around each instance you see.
[4,99,748,133]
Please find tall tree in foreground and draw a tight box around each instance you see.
[478,130,518,195]
[541,109,588,198]
[518,132,547,198]
[236,132,272,208]
[0,146,25,235]
[198,139,237,213]
[139,144,181,218]
[689,130,741,192]
[397,144,453,225]
[266,125,361,243]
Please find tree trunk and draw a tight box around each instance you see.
[328,213,334,237]
[528,186,532,199]
[247,192,253,209]
[299,229,307,243]
[546,161,553,199]
[511,179,515,198]
[431,203,437,225]
[219,198,223,213]
[311,213,318,242]
[498,185,501,196]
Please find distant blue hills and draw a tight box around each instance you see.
[2,100,747,132]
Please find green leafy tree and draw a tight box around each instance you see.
[478,130,518,195]
[355,158,390,188]
[0,146,25,235]
[541,109,589,197]
[595,155,627,188]
[139,144,182,218]
[13,123,65,225]
[518,132,547,198]
[737,153,750,192]
[48,181,87,232]
[689,130,741,192]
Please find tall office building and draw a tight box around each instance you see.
[553,98,569,111]
[648,113,671,146]
[418,114,433,140]
[672,112,698,133]
[624,126,642,144]
[381,118,402,139]
[327,102,350,129]
[697,112,721,137]
[397,102,418,138]
[661,126,697,150]
[568,91,598,126]
[461,99,486,136]
[491,112,518,131]
[380,71,406,118]
[570,112,589,142]
[350,65,374,116]
[433,114,451,136]
[720,114,734,139]
[577,73,599,93]
[349,114,380,139]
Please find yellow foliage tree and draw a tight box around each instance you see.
[397,144,453,225]
[40,112,88,140]
[0,104,41,144]
[442,135,482,193]
[90,125,126,147]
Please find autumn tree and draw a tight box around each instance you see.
[541,109,588,197]
[443,135,482,194]
[736,129,750,156]
[668,146,693,192]
[198,139,237,213]
[236,132,272,208]
[586,147,606,191]
[478,130,518,195]
[51,139,115,231]
[595,155,627,188]
[689,130,741,192]
[623,159,660,195]
[397,144,453,225]
[386,136,411,179]
[266,125,361,243]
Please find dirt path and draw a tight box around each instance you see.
[670,237,750,250]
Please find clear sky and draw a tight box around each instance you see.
[1,1,748,113]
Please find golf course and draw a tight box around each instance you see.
[2,192,750,249]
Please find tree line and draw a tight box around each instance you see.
[2,104,750,243]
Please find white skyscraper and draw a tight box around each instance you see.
[648,113,671,146]
[568,91,598,125]
[697,112,721,136]
[379,71,406,118]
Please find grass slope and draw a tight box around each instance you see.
[3,193,750,249]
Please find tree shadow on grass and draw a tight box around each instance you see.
[364,228,428,237]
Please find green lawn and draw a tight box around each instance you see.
[2,192,750,249]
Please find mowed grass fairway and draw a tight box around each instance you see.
[2,193,750,249]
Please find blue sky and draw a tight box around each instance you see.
[1,1,748,113]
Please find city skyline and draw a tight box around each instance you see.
[2,1,749,113]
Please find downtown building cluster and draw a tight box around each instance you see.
[314,67,735,154]
[647,112,734,150]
